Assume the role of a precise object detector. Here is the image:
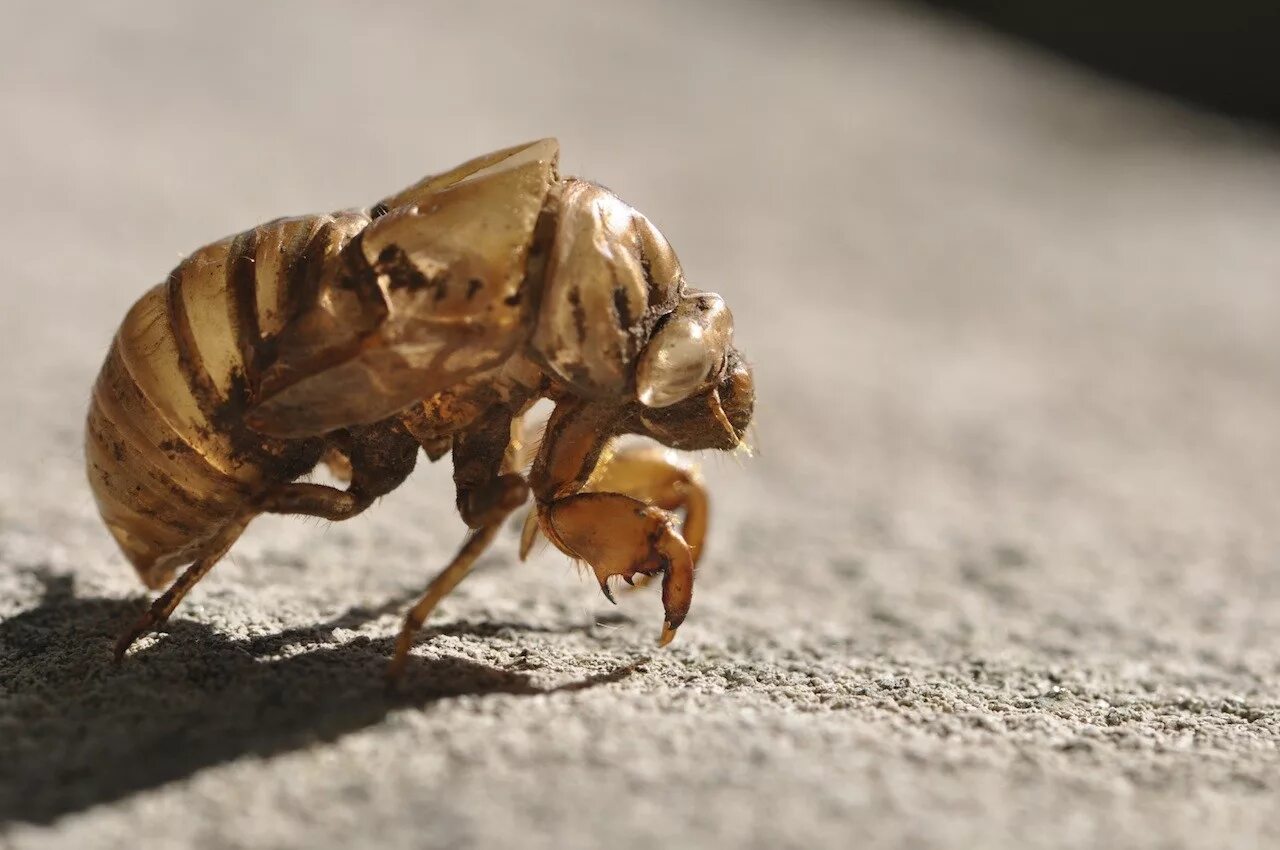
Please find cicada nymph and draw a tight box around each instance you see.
[85,139,754,680]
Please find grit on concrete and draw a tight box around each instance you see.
[2,1,1279,848]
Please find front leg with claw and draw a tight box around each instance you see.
[527,400,698,646]
[543,491,693,645]
[521,444,709,591]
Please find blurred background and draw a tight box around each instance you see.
[926,0,1280,126]
[1,2,1278,849]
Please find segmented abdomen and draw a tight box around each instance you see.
[85,212,369,588]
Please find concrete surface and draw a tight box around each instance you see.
[2,1,1280,848]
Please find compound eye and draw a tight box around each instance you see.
[635,292,733,408]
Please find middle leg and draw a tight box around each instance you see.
[387,407,529,683]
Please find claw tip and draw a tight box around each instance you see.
[659,622,678,647]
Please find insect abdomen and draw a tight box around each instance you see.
[85,212,369,588]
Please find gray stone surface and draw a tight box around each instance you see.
[2,1,1279,848]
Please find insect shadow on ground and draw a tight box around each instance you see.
[0,570,638,826]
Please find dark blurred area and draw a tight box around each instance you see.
[922,0,1280,127]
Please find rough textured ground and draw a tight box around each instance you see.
[3,1,1280,848]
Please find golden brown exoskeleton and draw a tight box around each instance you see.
[85,139,754,681]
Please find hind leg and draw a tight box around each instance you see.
[116,482,371,660]
[114,514,252,660]
[116,421,420,660]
